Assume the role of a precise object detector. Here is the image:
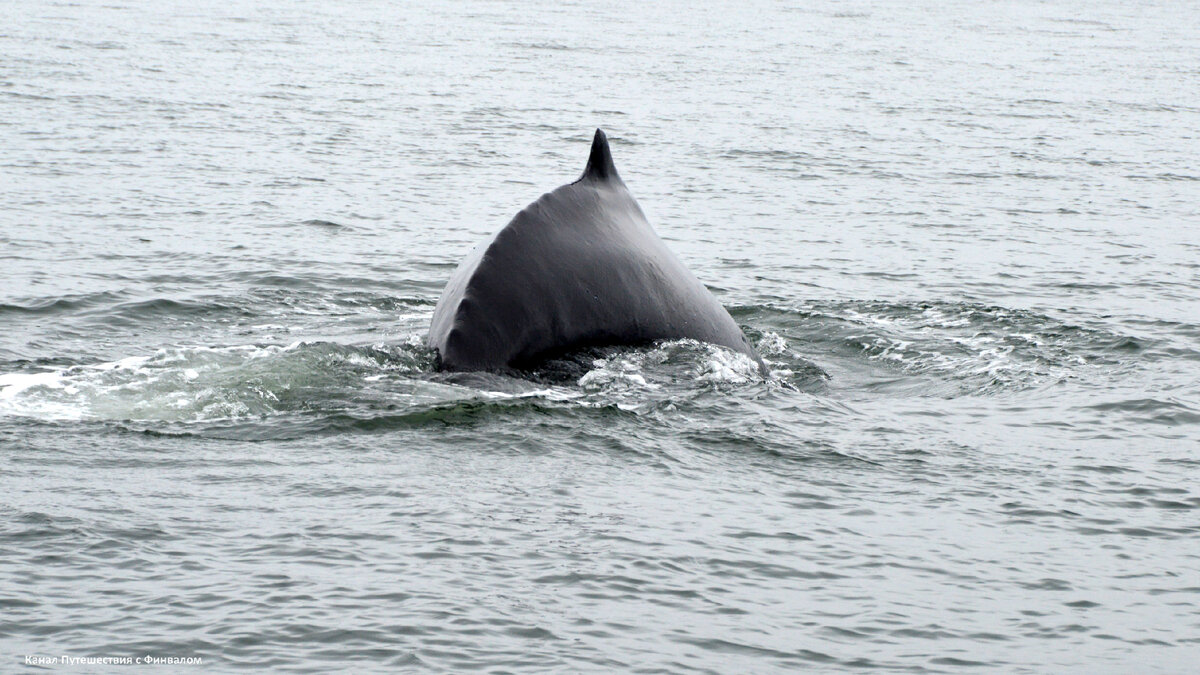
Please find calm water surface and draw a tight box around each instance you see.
[2,0,1199,671]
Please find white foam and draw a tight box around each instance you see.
[579,367,653,390]
[0,370,70,399]
[578,354,661,393]
[0,342,347,422]
[757,331,790,356]
[695,345,760,384]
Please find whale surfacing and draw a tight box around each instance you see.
[428,129,764,373]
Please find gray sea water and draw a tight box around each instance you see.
[3,0,1199,671]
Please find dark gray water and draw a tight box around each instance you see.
[3,0,1199,671]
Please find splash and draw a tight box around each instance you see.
[0,341,434,423]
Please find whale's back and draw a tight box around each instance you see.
[429,130,762,373]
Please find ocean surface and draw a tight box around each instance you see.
[2,0,1199,671]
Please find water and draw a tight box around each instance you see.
[2,0,1198,671]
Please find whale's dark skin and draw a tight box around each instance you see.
[429,129,765,373]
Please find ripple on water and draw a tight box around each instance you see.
[740,299,1155,396]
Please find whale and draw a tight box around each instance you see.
[428,129,765,373]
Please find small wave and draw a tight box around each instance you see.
[1082,398,1200,427]
[319,397,634,435]
[2,287,437,350]
[742,300,1143,395]
[579,340,762,390]
[511,41,573,51]
[297,219,348,229]
[0,290,128,316]
[0,331,819,430]
[0,341,436,423]
[562,338,822,411]
[106,386,644,440]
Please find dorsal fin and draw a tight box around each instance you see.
[580,128,620,182]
